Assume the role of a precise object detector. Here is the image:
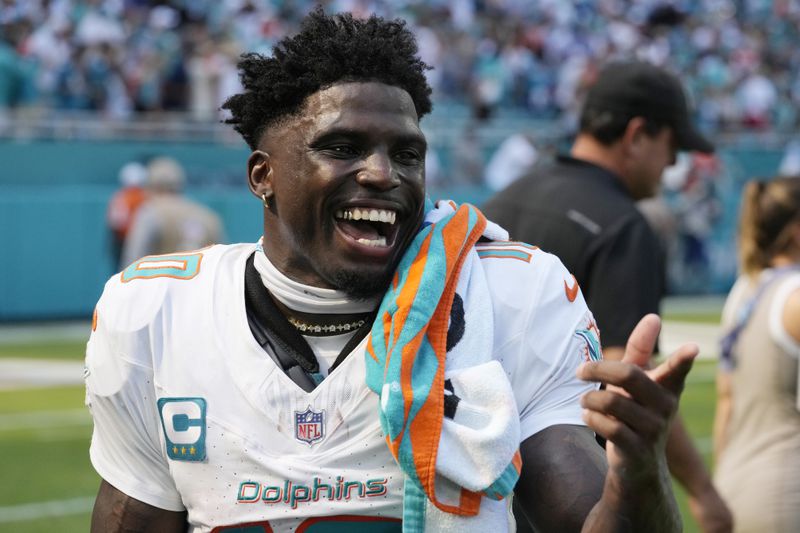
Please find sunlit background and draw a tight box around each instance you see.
[2,0,798,530]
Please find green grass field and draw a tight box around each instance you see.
[0,335,721,532]
[0,340,87,361]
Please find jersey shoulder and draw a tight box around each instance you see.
[477,240,582,306]
[97,243,249,333]
[477,240,590,341]
[87,243,251,393]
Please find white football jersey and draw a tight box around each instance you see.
[85,242,600,532]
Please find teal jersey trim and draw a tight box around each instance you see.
[122,252,203,282]
[476,248,532,261]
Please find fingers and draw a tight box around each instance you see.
[647,342,699,395]
[580,389,667,441]
[581,408,640,452]
[577,331,701,466]
[577,316,700,404]
[622,313,661,369]
[577,315,701,485]
[578,360,676,419]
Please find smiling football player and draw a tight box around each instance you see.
[85,8,698,533]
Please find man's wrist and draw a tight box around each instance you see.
[606,455,666,491]
[596,459,680,532]
[685,476,718,499]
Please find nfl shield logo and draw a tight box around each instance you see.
[295,406,325,445]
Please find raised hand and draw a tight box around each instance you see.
[577,314,699,531]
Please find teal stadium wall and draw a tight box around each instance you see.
[0,140,254,320]
[0,139,784,320]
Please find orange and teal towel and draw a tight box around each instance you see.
[365,200,521,532]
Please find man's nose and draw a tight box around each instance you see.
[355,151,400,190]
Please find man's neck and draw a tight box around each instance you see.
[253,245,381,317]
[570,135,626,179]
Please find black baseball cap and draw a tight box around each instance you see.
[583,61,714,153]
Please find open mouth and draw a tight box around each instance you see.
[334,207,399,249]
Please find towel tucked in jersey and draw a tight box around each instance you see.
[365,200,521,532]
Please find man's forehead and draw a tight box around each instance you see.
[300,82,420,129]
[259,81,424,149]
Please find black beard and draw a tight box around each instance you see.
[330,269,393,299]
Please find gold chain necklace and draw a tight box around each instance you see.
[287,316,367,336]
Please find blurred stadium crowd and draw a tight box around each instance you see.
[0,0,797,301]
[1,0,800,135]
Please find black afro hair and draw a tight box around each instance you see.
[222,8,433,150]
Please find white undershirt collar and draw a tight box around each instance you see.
[254,239,380,315]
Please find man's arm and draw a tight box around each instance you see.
[581,314,698,532]
[516,315,697,532]
[666,417,732,533]
[91,480,187,533]
[604,345,733,533]
[515,425,607,532]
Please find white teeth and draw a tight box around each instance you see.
[357,236,388,247]
[335,208,397,225]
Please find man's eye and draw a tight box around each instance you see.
[326,145,358,157]
[394,149,423,164]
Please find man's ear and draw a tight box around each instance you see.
[622,117,647,147]
[621,116,650,159]
[247,150,272,199]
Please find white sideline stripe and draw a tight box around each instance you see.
[0,321,90,345]
[685,363,717,384]
[0,358,85,390]
[0,408,90,430]
[0,496,94,523]
[660,320,721,360]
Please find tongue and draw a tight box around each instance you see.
[338,220,381,240]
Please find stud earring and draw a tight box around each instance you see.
[261,192,270,209]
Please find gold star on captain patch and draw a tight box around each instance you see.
[190,446,196,455]
[181,446,186,454]
[172,446,178,454]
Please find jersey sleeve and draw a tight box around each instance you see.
[584,214,662,350]
[85,278,185,512]
[498,252,601,442]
